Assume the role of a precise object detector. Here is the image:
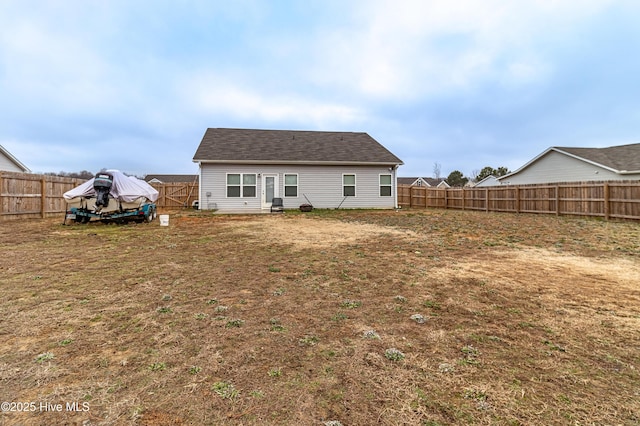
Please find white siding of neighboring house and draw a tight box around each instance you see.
[199,164,398,211]
[0,151,26,172]
[500,151,627,185]
[474,176,500,187]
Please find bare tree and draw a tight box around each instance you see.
[433,162,441,180]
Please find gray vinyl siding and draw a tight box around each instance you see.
[501,151,623,185]
[0,153,25,172]
[199,164,397,211]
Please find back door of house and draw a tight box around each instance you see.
[261,174,279,209]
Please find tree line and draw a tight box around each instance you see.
[44,169,142,179]
[44,170,96,179]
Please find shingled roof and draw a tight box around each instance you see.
[193,128,403,165]
[144,174,198,183]
[556,143,640,173]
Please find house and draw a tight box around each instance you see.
[0,144,30,173]
[426,178,450,188]
[398,177,428,187]
[473,175,501,187]
[398,177,450,188]
[144,174,198,184]
[192,128,403,212]
[499,143,640,185]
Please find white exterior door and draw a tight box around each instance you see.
[261,174,279,209]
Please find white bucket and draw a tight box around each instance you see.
[159,214,170,226]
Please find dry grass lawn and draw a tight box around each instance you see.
[0,208,639,425]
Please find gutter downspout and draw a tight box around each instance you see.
[393,164,399,209]
[197,162,202,210]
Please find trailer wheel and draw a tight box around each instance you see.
[146,208,156,223]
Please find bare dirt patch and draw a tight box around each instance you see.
[1,209,638,425]
[221,215,419,249]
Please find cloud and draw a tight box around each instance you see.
[1,0,639,178]
[305,0,617,102]
[0,6,121,112]
[181,71,368,129]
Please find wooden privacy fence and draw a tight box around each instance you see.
[3,172,638,221]
[398,181,640,221]
[0,172,85,221]
[0,172,199,221]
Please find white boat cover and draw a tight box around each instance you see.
[63,170,159,202]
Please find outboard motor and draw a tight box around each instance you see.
[93,172,113,210]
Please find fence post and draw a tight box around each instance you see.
[515,186,520,213]
[41,178,46,218]
[485,188,489,212]
[603,182,610,220]
[462,188,466,210]
[555,185,560,215]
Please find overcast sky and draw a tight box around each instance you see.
[1,0,639,179]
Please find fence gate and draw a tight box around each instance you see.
[151,182,199,209]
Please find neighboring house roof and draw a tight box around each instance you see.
[424,178,449,187]
[557,144,640,173]
[0,144,31,172]
[474,175,501,187]
[500,143,640,181]
[144,174,198,183]
[397,177,448,187]
[398,177,426,186]
[193,128,403,165]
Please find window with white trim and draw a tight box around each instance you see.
[343,174,356,197]
[226,173,257,197]
[379,174,392,196]
[284,174,298,197]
